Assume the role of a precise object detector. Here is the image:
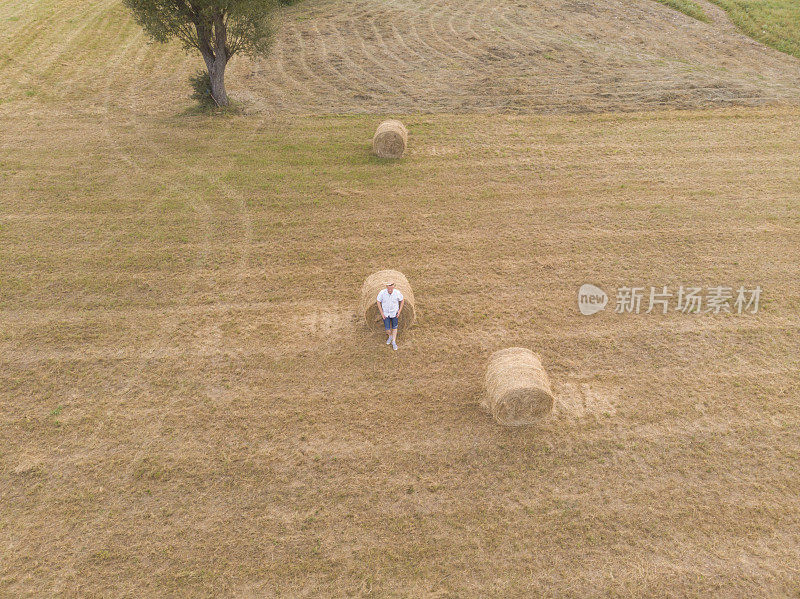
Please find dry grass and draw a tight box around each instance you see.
[3,100,800,597]
[2,0,800,596]
[2,0,800,114]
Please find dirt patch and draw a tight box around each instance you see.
[555,381,620,418]
[300,309,356,338]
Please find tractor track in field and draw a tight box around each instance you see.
[238,0,800,114]
[3,0,800,114]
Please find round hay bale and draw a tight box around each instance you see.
[372,120,408,158]
[360,269,416,331]
[483,347,554,426]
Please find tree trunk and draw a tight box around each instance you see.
[208,55,229,107]
[196,12,231,107]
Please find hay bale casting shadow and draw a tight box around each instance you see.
[372,120,408,158]
[484,347,554,426]
[360,270,416,331]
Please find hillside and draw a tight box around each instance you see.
[2,0,800,114]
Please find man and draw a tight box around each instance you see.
[376,280,404,350]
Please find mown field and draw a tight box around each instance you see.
[4,0,800,114]
[2,0,800,597]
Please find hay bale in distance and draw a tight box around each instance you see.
[483,347,554,426]
[360,269,416,330]
[372,120,408,158]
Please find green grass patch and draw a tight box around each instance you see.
[655,0,711,22]
[658,0,800,60]
[709,0,800,59]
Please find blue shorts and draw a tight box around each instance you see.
[383,315,399,330]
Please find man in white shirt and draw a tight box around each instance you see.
[376,280,404,350]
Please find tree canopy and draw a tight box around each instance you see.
[124,0,278,106]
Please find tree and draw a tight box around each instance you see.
[123,0,278,106]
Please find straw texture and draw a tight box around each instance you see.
[483,347,554,425]
[360,269,416,330]
[372,120,408,158]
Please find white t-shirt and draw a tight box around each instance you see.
[377,289,404,318]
